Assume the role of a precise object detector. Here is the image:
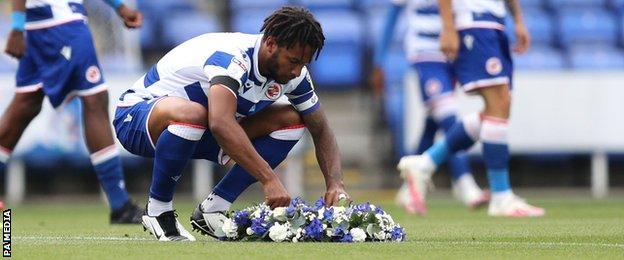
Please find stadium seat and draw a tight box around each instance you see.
[310,10,364,88]
[520,8,555,45]
[513,45,566,70]
[548,0,606,8]
[366,6,407,46]
[558,8,618,46]
[568,43,624,69]
[231,9,274,34]
[383,49,410,84]
[230,0,291,10]
[520,0,546,9]
[162,12,220,46]
[299,0,353,9]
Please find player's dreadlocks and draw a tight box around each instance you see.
[261,6,325,60]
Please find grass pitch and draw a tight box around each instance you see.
[9,192,624,259]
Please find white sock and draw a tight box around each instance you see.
[147,197,173,217]
[453,174,482,203]
[419,153,437,174]
[491,190,514,206]
[201,193,232,212]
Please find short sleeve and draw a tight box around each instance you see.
[203,50,250,95]
[285,68,320,115]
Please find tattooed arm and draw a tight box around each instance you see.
[301,107,350,206]
[505,0,531,53]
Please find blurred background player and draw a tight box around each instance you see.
[2,0,144,223]
[398,0,545,217]
[373,0,490,215]
[113,6,349,241]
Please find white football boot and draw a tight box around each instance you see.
[142,211,196,241]
[452,174,490,210]
[488,194,545,217]
[190,204,228,239]
[397,155,435,215]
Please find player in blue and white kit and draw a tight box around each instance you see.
[373,0,490,215]
[398,0,545,217]
[2,0,144,223]
[113,7,350,241]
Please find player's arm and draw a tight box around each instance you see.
[370,2,403,98]
[437,0,459,60]
[208,84,291,209]
[301,107,350,207]
[5,0,26,59]
[101,0,143,28]
[506,0,531,53]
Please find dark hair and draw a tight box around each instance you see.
[261,6,325,60]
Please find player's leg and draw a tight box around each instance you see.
[138,97,207,241]
[190,104,305,238]
[0,90,45,170]
[80,91,144,224]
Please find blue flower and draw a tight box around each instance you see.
[251,218,268,236]
[304,218,324,240]
[290,197,305,207]
[356,202,371,212]
[322,207,334,222]
[234,211,250,227]
[374,206,384,215]
[332,225,346,237]
[391,226,405,241]
[314,197,325,209]
[286,205,296,218]
[339,233,353,243]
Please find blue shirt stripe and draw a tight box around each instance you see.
[184,82,208,107]
[143,65,160,87]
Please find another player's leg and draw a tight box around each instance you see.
[191,105,305,238]
[81,91,144,224]
[478,85,544,217]
[0,90,44,176]
[138,97,208,241]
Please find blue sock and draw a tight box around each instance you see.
[213,127,303,203]
[90,146,129,210]
[481,119,511,193]
[437,115,471,181]
[150,124,205,202]
[415,116,438,155]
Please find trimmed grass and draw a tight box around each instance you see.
[9,197,624,259]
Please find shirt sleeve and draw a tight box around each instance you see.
[285,67,321,115]
[203,50,250,96]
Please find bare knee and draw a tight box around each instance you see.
[168,102,208,127]
[480,85,511,118]
[81,92,109,116]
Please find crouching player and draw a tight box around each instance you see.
[113,6,350,241]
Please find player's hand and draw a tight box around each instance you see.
[262,177,291,209]
[5,30,26,59]
[369,67,385,99]
[324,183,351,207]
[440,27,459,61]
[117,4,143,29]
[513,23,531,54]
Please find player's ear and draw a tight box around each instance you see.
[265,36,278,54]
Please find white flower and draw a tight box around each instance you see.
[350,228,367,242]
[332,206,345,216]
[370,205,376,211]
[246,227,254,235]
[326,229,334,237]
[221,219,239,239]
[272,207,287,222]
[292,237,299,243]
[373,231,387,240]
[268,223,291,242]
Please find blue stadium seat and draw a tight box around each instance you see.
[383,49,410,84]
[606,0,624,11]
[520,0,546,9]
[521,8,555,45]
[299,0,353,9]
[139,16,158,49]
[366,6,406,46]
[569,43,624,69]
[548,0,606,8]
[162,12,219,46]
[309,10,363,88]
[513,45,566,70]
[558,8,617,46]
[230,0,290,10]
[231,9,273,34]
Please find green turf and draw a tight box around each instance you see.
[8,196,624,259]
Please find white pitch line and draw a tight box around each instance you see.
[411,240,624,248]
[15,236,153,241]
